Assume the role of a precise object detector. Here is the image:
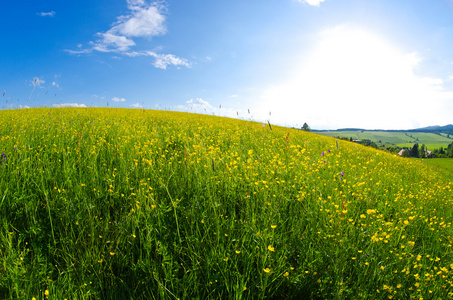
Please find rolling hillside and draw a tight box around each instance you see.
[1,108,452,299]
[318,130,453,150]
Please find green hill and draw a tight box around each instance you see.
[318,130,453,150]
[1,108,452,299]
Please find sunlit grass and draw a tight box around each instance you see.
[320,130,453,150]
[1,107,452,299]
[420,158,453,173]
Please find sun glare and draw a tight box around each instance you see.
[257,25,450,129]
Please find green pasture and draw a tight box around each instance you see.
[420,158,453,173]
[396,143,450,150]
[319,130,453,150]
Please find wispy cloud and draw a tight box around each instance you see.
[130,102,143,108]
[37,11,55,17]
[51,74,61,88]
[175,98,249,121]
[112,97,126,102]
[92,94,105,100]
[66,0,188,69]
[94,33,136,52]
[52,103,87,108]
[65,48,92,55]
[125,51,190,69]
[152,53,190,69]
[297,0,325,6]
[65,43,92,55]
[186,98,213,110]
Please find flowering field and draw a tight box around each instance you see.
[1,107,452,299]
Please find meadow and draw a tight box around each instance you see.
[318,130,453,150]
[1,107,453,299]
[419,158,453,173]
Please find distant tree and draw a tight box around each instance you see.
[447,142,453,158]
[349,137,353,142]
[409,143,419,158]
[301,123,310,131]
[401,149,410,158]
[358,139,378,149]
[386,146,398,154]
[420,144,426,158]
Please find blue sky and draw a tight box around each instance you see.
[1,0,453,129]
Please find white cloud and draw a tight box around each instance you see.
[52,103,87,108]
[92,94,105,100]
[93,1,165,52]
[186,98,213,110]
[253,25,453,129]
[152,53,190,69]
[64,48,92,55]
[65,44,91,54]
[130,102,143,108]
[52,81,59,88]
[110,3,166,37]
[112,97,126,102]
[37,11,55,17]
[127,0,147,10]
[298,0,325,6]
[66,1,189,70]
[125,51,190,69]
[94,33,136,52]
[175,98,249,120]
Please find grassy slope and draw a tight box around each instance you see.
[1,108,453,299]
[420,158,453,173]
[319,131,453,150]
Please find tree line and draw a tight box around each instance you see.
[333,136,453,159]
[394,142,453,158]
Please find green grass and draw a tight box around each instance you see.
[419,158,453,173]
[1,108,453,299]
[396,143,449,150]
[319,130,453,150]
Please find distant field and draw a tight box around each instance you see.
[318,130,453,150]
[419,158,453,172]
[396,143,449,150]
